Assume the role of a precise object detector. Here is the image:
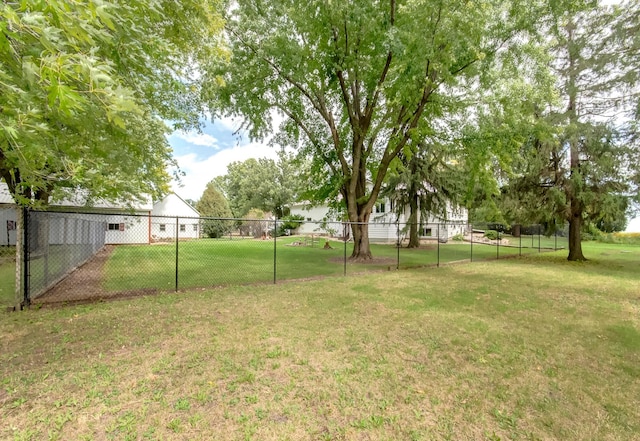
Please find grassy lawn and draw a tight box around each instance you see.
[0,246,16,308]
[0,260,16,307]
[103,237,540,292]
[1,242,638,440]
[0,236,559,307]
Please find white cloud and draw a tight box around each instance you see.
[626,217,640,233]
[171,141,279,200]
[214,115,243,133]
[212,109,285,135]
[170,108,290,201]
[174,132,219,148]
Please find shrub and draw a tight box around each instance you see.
[484,230,499,241]
[582,224,604,241]
[452,233,465,241]
[278,214,305,236]
[600,232,640,245]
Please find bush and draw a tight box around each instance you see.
[582,224,604,241]
[600,232,640,245]
[484,230,499,240]
[452,233,465,241]
[201,219,233,238]
[278,214,305,236]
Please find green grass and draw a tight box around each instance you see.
[103,237,544,292]
[1,242,639,440]
[1,236,560,307]
[0,258,16,308]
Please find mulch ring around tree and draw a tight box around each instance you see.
[33,246,157,306]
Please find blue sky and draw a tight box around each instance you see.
[167,117,640,232]
[167,116,279,202]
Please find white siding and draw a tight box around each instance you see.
[289,205,334,235]
[150,219,200,240]
[46,212,148,245]
[290,199,468,243]
[102,214,149,244]
[151,194,200,240]
[0,206,17,246]
[0,209,151,246]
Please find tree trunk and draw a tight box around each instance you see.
[567,197,586,261]
[565,20,586,263]
[350,213,373,261]
[512,224,521,237]
[407,194,420,248]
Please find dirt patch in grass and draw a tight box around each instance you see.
[33,246,158,306]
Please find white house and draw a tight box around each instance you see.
[290,197,468,243]
[150,193,200,241]
[0,183,17,246]
[0,181,199,245]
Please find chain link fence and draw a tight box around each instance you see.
[0,210,567,308]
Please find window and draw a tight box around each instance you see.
[193,224,198,231]
[159,224,166,232]
[180,224,186,232]
[107,223,124,231]
[306,217,312,221]
[375,202,386,213]
[423,228,432,237]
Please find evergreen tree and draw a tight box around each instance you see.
[196,183,233,238]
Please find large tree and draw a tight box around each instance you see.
[495,1,640,261]
[0,0,223,205]
[212,0,543,260]
[196,183,233,238]
[214,150,303,218]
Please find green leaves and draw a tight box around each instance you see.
[196,182,233,238]
[0,0,224,206]
[215,152,304,218]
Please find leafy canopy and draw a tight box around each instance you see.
[0,0,224,206]
[211,0,548,258]
[214,150,303,218]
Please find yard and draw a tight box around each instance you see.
[1,235,565,307]
[1,234,566,307]
[1,242,638,440]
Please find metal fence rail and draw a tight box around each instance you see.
[5,210,567,307]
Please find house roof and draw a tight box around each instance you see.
[0,181,153,211]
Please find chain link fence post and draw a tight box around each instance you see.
[437,223,440,268]
[22,207,30,308]
[273,217,277,284]
[175,216,179,292]
[470,223,473,262]
[396,220,400,270]
[343,224,347,276]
